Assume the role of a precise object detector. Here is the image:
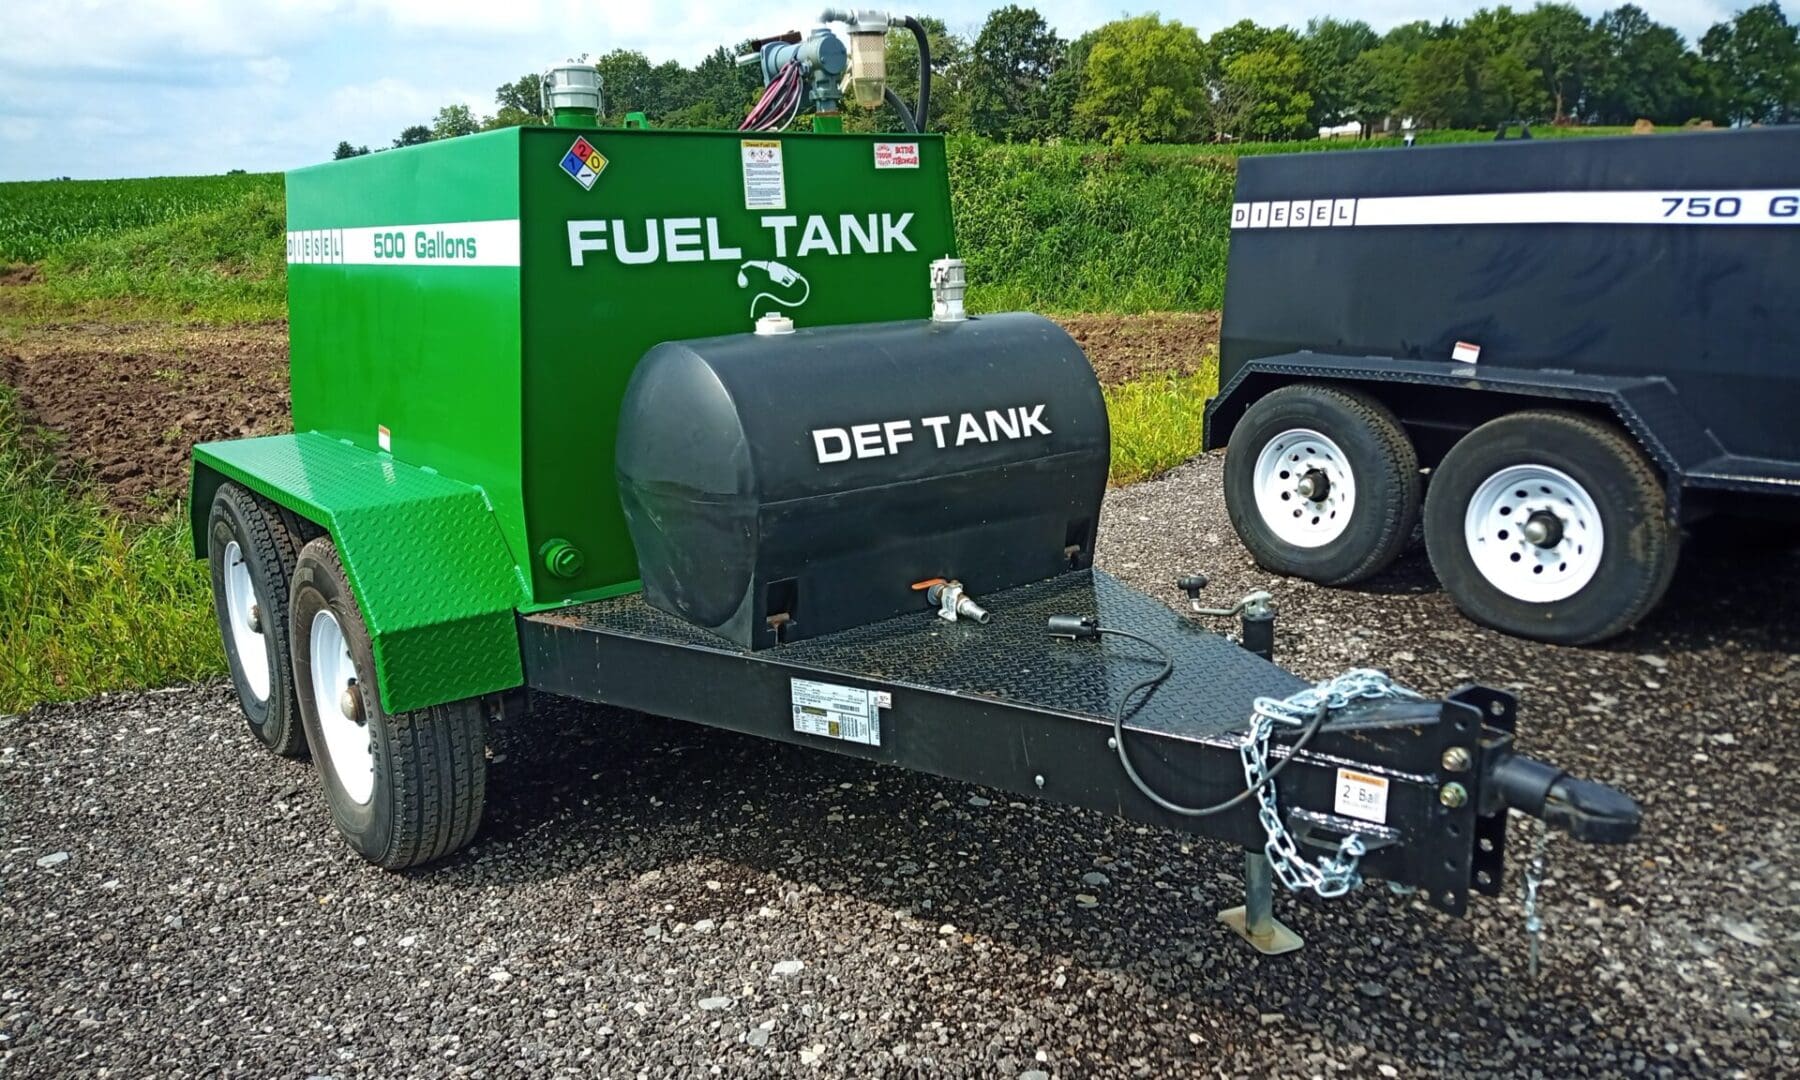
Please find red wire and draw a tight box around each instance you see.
[740,62,801,131]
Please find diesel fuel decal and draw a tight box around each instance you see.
[1232,189,1800,229]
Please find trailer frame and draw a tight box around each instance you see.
[521,568,1526,920]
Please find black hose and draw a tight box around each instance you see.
[1093,627,1334,818]
[902,15,931,131]
[883,85,918,133]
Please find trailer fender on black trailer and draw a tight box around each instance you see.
[1206,127,1800,644]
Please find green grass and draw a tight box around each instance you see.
[950,137,1237,314]
[1103,356,1219,486]
[0,384,222,713]
[5,184,288,323]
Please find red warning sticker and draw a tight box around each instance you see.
[874,142,920,169]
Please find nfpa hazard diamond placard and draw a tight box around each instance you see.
[559,137,607,190]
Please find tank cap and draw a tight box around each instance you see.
[539,538,585,579]
[754,313,796,336]
[930,257,967,323]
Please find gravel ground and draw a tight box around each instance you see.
[4,453,1796,1078]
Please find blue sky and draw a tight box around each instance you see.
[0,0,1746,181]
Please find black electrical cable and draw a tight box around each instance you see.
[902,15,932,130]
[883,85,918,133]
[1091,626,1335,818]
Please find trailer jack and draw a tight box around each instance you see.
[1220,851,1307,955]
[1214,729,1642,956]
[1055,600,1642,956]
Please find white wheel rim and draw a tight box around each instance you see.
[1463,464,1605,603]
[1252,428,1357,548]
[222,540,271,702]
[310,609,376,805]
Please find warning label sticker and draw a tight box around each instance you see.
[791,678,888,747]
[873,141,920,169]
[741,139,786,210]
[559,136,608,191]
[1334,768,1390,825]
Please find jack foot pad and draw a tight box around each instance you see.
[1218,905,1304,955]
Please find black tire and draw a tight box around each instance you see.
[289,536,488,869]
[208,482,309,757]
[1224,383,1421,585]
[1423,411,1678,645]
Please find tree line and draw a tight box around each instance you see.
[336,1,1798,158]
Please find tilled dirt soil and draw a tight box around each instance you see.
[0,323,290,512]
[0,313,1219,515]
[4,454,1795,1078]
[1055,311,1220,385]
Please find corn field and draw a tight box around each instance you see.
[0,172,281,264]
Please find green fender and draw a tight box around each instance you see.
[191,433,528,714]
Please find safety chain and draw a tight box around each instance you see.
[1241,669,1425,898]
[1522,820,1550,978]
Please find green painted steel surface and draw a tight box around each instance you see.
[285,130,529,579]
[517,128,956,602]
[210,125,953,709]
[192,434,527,714]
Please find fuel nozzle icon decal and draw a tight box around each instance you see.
[738,259,811,318]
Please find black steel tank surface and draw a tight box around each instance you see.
[616,313,1111,649]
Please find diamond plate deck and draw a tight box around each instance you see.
[528,570,1305,739]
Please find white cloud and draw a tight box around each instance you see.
[363,0,549,32]
[0,1,348,72]
[245,57,293,85]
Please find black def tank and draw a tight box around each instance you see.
[616,313,1110,649]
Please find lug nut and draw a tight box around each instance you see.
[248,603,262,633]
[1442,746,1472,772]
[1439,782,1469,809]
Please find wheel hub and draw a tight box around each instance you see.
[310,608,377,805]
[339,680,366,725]
[1251,428,1357,549]
[1521,511,1563,549]
[1463,464,1604,603]
[221,540,272,702]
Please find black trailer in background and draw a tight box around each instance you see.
[1204,127,1800,644]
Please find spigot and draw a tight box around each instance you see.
[921,579,990,625]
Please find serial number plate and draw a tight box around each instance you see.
[790,678,888,747]
[1334,768,1390,824]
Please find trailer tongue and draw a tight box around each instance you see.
[521,567,1636,952]
[189,9,1640,958]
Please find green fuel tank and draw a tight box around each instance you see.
[281,126,958,611]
